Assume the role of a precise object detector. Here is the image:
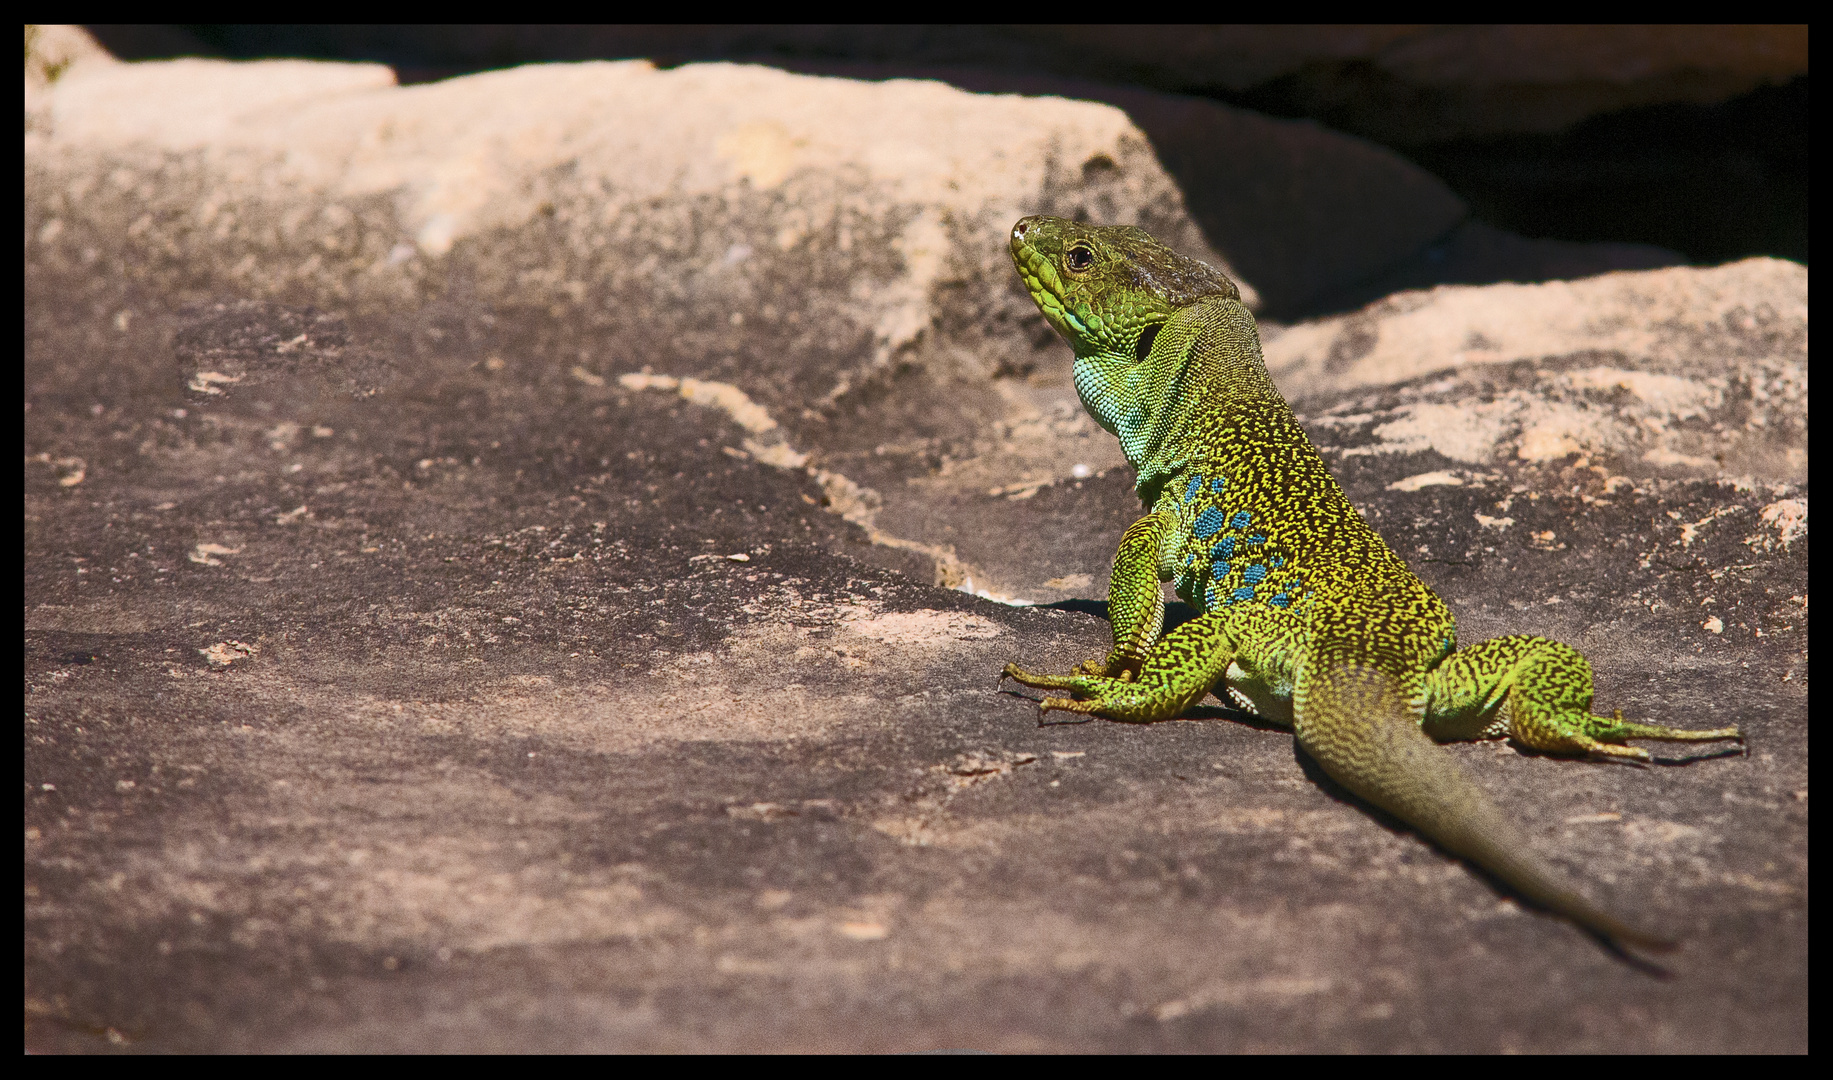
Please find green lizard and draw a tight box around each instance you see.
[1000,216,1743,951]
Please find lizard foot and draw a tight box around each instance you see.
[1582,710,1744,763]
[1001,662,1087,692]
[1593,709,1744,745]
[1579,739,1654,767]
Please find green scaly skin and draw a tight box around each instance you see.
[1000,216,1744,952]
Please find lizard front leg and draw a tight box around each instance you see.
[1422,635,1744,763]
[1005,511,1168,685]
[1086,511,1170,680]
[1005,607,1298,724]
[1005,610,1235,722]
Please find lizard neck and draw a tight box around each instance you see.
[1075,297,1288,504]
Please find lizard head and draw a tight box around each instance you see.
[1009,215,1238,363]
[1010,216,1248,459]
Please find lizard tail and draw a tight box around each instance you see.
[1295,663,1676,953]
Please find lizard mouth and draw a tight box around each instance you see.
[1010,234,1085,343]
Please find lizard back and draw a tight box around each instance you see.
[1115,293,1457,680]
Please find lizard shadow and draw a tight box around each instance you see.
[1039,597,1112,620]
[1041,597,1201,633]
[1506,741,1748,767]
[1289,743,1675,976]
[996,688,1289,732]
[1028,597,1681,971]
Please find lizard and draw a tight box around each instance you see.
[999,215,1743,951]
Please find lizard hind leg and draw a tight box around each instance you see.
[1425,635,1744,764]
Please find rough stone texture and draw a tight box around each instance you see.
[28,52,1545,602]
[31,56,1241,605]
[73,27,1809,270]
[1266,258,1808,485]
[23,24,115,91]
[24,56,1807,1053]
[45,27,1716,318]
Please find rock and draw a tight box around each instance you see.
[51,29,1715,318]
[24,24,115,88]
[706,62,1480,318]
[30,54,1232,309]
[27,53,1496,596]
[24,24,116,134]
[1219,24,1808,143]
[24,53,1807,1053]
[1266,258,1808,485]
[29,56,1253,602]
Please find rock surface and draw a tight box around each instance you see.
[1266,258,1808,484]
[24,54,1807,1053]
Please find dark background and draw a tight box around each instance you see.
[86,24,1808,273]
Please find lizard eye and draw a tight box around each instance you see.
[1065,244,1095,272]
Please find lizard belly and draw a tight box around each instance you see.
[1221,659,1295,727]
